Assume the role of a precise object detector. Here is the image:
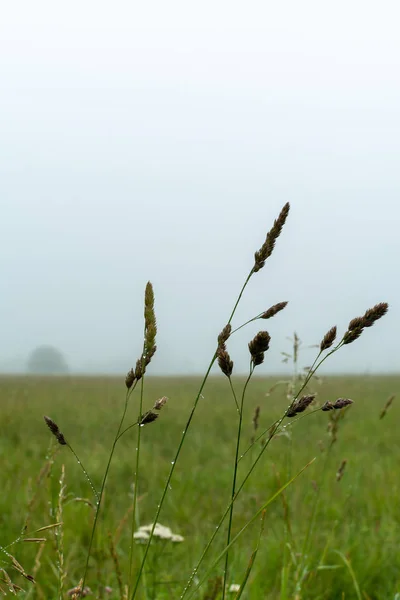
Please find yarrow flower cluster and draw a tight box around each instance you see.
[133,522,184,544]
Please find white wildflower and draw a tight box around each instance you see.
[229,583,240,593]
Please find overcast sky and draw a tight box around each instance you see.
[1,1,399,375]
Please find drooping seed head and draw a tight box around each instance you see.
[217,347,234,377]
[260,301,288,319]
[125,368,136,389]
[320,326,337,351]
[333,398,353,410]
[139,411,159,425]
[43,416,67,446]
[248,331,271,366]
[253,203,290,273]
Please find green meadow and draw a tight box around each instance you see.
[0,374,399,599]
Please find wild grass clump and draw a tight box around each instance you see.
[0,203,392,599]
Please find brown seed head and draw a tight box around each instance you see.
[144,282,157,361]
[140,411,159,425]
[286,394,316,417]
[320,326,337,351]
[44,416,67,446]
[217,347,234,377]
[217,324,232,347]
[261,301,288,319]
[362,302,389,328]
[253,203,290,273]
[153,396,168,411]
[248,331,271,366]
[348,316,364,331]
[343,328,364,345]
[125,368,136,389]
[333,398,353,410]
[321,401,334,412]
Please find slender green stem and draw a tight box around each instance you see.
[130,272,254,600]
[231,312,263,335]
[81,384,136,592]
[129,371,146,598]
[228,377,240,415]
[294,440,333,594]
[66,444,100,504]
[222,368,253,599]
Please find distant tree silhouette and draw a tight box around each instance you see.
[27,345,69,375]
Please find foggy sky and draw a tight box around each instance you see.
[1,1,399,375]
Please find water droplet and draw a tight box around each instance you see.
[171,460,175,465]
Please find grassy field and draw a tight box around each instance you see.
[0,374,399,599]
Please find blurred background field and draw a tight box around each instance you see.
[1,374,399,599]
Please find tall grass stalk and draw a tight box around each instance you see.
[81,385,136,592]
[130,271,255,599]
[222,367,254,598]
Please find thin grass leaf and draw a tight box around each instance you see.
[186,458,315,599]
[334,550,362,600]
[233,510,266,600]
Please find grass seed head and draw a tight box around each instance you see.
[343,327,364,345]
[253,202,290,273]
[348,316,364,331]
[217,347,233,377]
[125,368,135,389]
[139,411,159,425]
[286,394,316,417]
[261,301,288,319]
[249,331,271,366]
[321,401,334,411]
[320,326,337,351]
[144,281,157,363]
[217,324,232,346]
[333,398,353,410]
[362,302,389,328]
[153,396,168,411]
[43,416,67,446]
